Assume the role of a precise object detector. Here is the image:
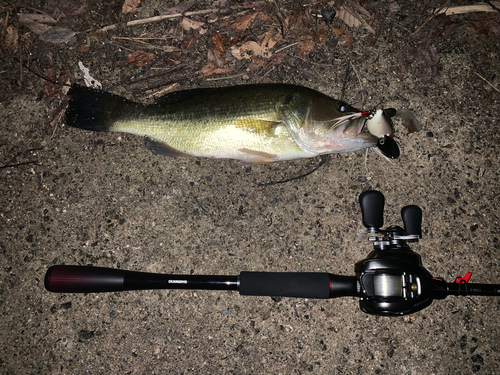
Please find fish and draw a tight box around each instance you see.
[65,84,398,163]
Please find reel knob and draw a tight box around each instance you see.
[401,205,422,237]
[359,190,385,232]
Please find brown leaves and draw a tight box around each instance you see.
[16,11,77,44]
[17,13,56,35]
[468,20,500,38]
[211,32,226,57]
[3,25,18,54]
[337,5,375,35]
[200,31,235,77]
[331,27,352,48]
[180,17,206,35]
[231,12,271,31]
[44,51,69,98]
[126,50,157,66]
[122,0,141,14]
[399,43,440,79]
[200,62,234,77]
[284,10,333,56]
[231,28,282,60]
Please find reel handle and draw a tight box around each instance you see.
[401,205,422,237]
[359,190,385,230]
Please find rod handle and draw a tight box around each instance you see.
[45,265,127,293]
[239,272,358,299]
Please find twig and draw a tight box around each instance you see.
[274,42,300,54]
[486,0,500,12]
[256,66,275,83]
[349,60,363,91]
[18,40,23,83]
[436,1,500,15]
[100,9,218,32]
[110,36,180,52]
[144,83,179,99]
[50,101,67,138]
[475,72,500,93]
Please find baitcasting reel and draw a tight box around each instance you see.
[45,191,499,316]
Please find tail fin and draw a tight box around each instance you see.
[65,85,134,132]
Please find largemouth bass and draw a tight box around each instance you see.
[65,84,397,163]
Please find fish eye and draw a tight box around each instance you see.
[337,101,348,113]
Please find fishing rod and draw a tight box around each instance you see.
[44,190,500,316]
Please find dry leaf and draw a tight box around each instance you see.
[17,13,57,24]
[337,7,362,28]
[229,34,249,47]
[267,53,286,66]
[331,27,352,47]
[337,6,375,35]
[5,26,19,53]
[59,0,86,16]
[126,50,157,66]
[313,23,328,45]
[200,61,234,77]
[76,42,90,53]
[231,41,263,59]
[231,11,271,31]
[469,20,500,38]
[20,21,52,35]
[17,13,56,35]
[181,33,197,49]
[287,11,313,43]
[259,28,282,51]
[350,2,373,19]
[180,17,206,35]
[296,40,315,57]
[161,0,196,15]
[232,13,258,31]
[39,27,77,43]
[210,32,227,65]
[211,32,226,54]
[44,51,66,98]
[207,49,225,66]
[399,43,440,79]
[122,0,141,13]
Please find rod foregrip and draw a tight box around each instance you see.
[239,272,358,299]
[45,265,127,293]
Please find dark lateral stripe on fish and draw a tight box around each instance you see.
[65,85,133,132]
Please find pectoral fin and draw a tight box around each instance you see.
[234,119,281,137]
[238,148,278,163]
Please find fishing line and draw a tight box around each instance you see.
[258,155,327,187]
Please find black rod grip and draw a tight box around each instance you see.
[239,272,357,299]
[359,190,385,230]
